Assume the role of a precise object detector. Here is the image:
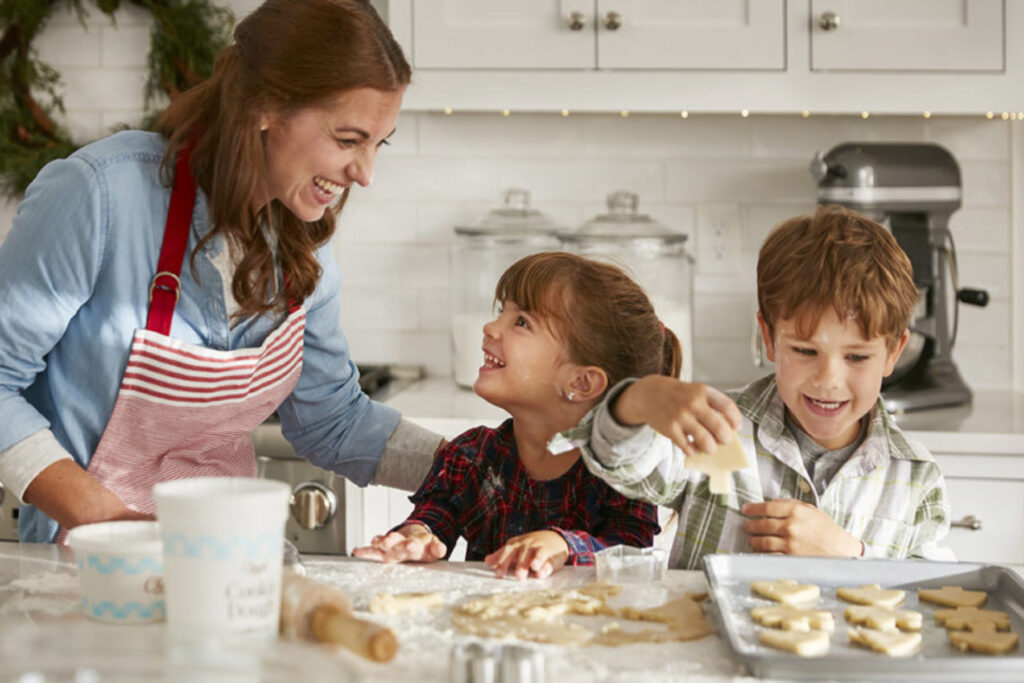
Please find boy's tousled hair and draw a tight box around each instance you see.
[494,252,682,392]
[757,204,917,349]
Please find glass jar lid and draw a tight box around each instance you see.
[560,190,688,245]
[454,188,562,237]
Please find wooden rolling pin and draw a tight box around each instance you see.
[279,571,398,662]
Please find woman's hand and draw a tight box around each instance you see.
[352,524,447,564]
[612,376,743,458]
[742,499,864,558]
[484,530,570,580]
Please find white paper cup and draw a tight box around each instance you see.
[68,520,164,624]
[153,477,290,642]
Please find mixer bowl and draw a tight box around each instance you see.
[885,330,927,387]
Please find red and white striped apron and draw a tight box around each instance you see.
[56,147,305,543]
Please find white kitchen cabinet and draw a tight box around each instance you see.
[408,1,785,71]
[943,476,1024,565]
[810,0,1004,72]
[381,0,1024,113]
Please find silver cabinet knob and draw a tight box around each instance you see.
[604,11,622,31]
[290,482,337,530]
[819,11,840,31]
[567,11,587,31]
[950,515,982,531]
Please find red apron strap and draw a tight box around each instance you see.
[146,144,197,335]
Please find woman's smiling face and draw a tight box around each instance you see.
[260,87,404,221]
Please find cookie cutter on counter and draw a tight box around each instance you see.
[450,641,544,683]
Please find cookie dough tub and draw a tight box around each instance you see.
[704,554,1024,680]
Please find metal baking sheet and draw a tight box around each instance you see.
[703,554,1024,681]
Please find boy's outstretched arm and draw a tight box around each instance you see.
[741,499,863,557]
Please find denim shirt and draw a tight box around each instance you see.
[0,131,400,541]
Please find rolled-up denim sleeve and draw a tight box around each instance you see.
[275,244,401,486]
[0,157,106,471]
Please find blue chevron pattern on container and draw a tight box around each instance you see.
[81,597,165,621]
[163,532,279,562]
[77,555,163,576]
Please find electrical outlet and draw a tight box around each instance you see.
[696,204,741,274]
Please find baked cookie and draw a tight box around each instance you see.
[750,579,820,605]
[935,606,1011,632]
[845,605,922,631]
[758,628,830,657]
[848,626,922,657]
[918,586,987,609]
[836,584,905,608]
[948,622,1019,655]
[751,604,835,632]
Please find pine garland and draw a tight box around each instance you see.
[0,0,233,198]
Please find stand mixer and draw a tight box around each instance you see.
[809,143,989,413]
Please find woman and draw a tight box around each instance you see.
[0,0,443,543]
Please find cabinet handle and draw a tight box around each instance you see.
[604,11,622,31]
[951,515,982,531]
[819,11,840,31]
[567,11,587,31]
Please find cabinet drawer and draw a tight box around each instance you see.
[944,477,1024,565]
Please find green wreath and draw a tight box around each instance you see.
[0,0,233,199]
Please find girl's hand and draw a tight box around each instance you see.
[742,499,864,557]
[484,530,570,580]
[352,524,447,564]
[613,376,742,458]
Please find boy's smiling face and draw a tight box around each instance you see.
[759,307,908,450]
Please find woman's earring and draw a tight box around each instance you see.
[567,391,575,402]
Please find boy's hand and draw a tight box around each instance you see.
[352,524,447,564]
[484,530,570,580]
[613,376,743,458]
[742,499,863,557]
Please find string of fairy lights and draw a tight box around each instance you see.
[439,108,1024,120]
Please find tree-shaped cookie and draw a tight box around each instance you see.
[948,622,1019,655]
[845,605,922,631]
[685,433,748,494]
[836,584,905,608]
[935,606,1010,632]
[751,604,835,632]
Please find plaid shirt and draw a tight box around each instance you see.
[404,419,659,565]
[562,375,953,570]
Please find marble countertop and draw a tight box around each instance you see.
[0,541,746,682]
[386,376,1024,455]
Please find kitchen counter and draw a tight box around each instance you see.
[0,541,747,682]
[387,376,1024,455]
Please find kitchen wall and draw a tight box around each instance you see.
[1,1,1018,391]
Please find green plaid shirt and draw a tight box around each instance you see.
[559,375,953,570]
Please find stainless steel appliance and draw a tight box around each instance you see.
[810,143,989,413]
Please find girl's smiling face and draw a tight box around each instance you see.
[760,307,908,450]
[260,87,403,221]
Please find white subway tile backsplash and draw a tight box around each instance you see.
[102,25,152,67]
[744,203,814,249]
[340,286,420,331]
[666,159,815,203]
[580,115,752,159]
[335,199,418,244]
[751,115,850,159]
[693,339,764,386]
[59,110,106,145]
[334,243,449,290]
[840,116,927,143]
[694,294,757,338]
[955,345,1012,391]
[957,253,1011,300]
[956,301,1011,346]
[34,25,102,68]
[500,159,665,202]
[960,161,1011,207]
[60,67,148,111]
[949,207,1011,254]
[925,119,1010,161]
[418,113,585,158]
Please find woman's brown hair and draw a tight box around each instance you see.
[757,204,918,349]
[494,252,683,392]
[155,0,411,317]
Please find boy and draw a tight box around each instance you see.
[559,205,953,569]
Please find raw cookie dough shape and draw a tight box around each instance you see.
[836,584,905,608]
[844,605,922,631]
[935,606,1011,632]
[848,626,922,657]
[918,586,987,608]
[758,628,830,657]
[685,433,748,495]
[368,591,444,615]
[451,582,711,647]
[948,622,1019,655]
[750,604,835,632]
[750,579,820,605]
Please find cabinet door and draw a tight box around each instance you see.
[810,0,1004,71]
[597,0,785,70]
[411,0,593,69]
[943,477,1024,565]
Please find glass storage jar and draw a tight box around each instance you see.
[559,191,695,381]
[451,189,562,388]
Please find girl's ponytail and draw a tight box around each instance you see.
[661,325,683,379]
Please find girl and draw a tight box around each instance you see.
[354,252,679,579]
